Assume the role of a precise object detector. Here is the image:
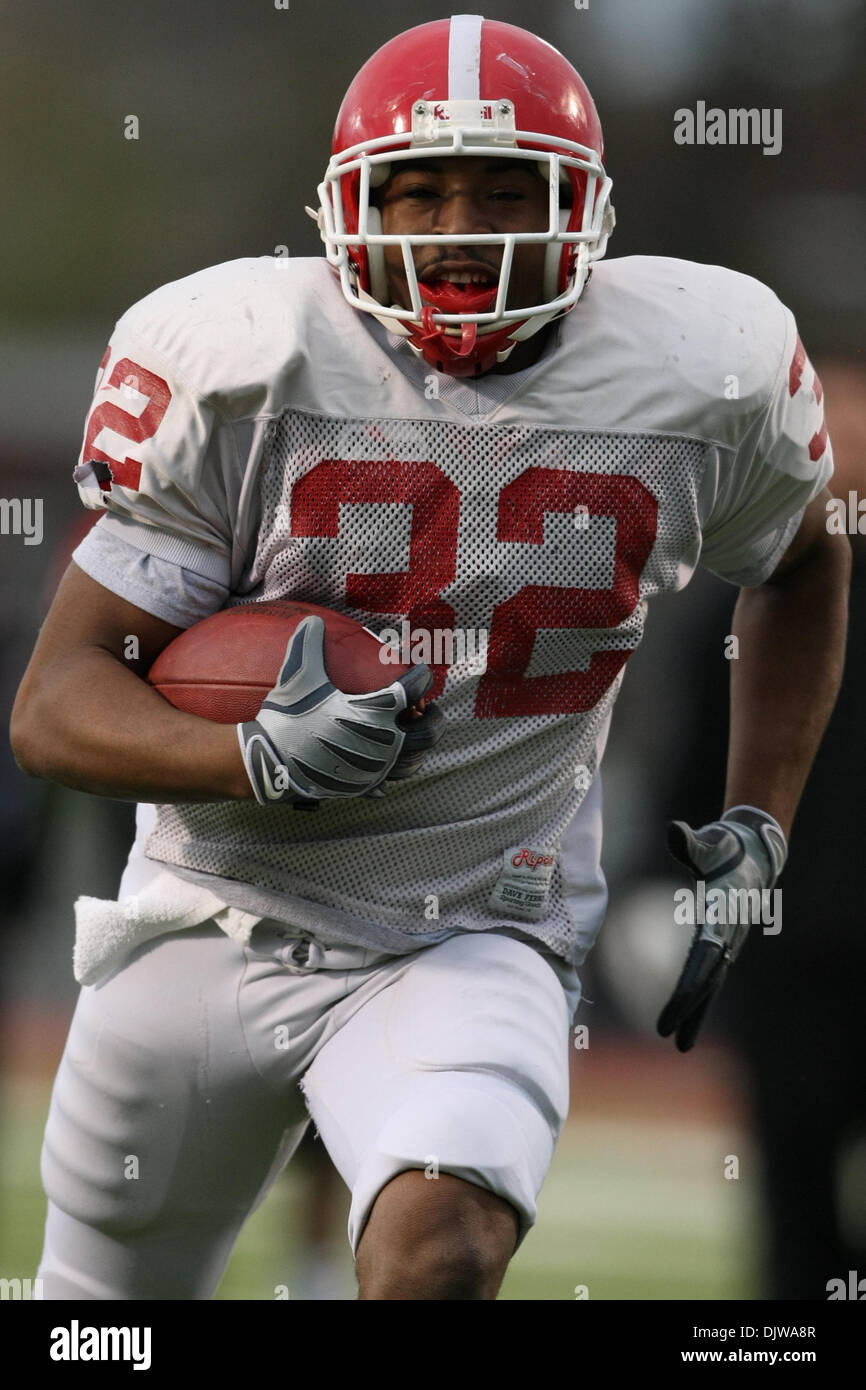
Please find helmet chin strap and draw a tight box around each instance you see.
[412,325,515,377]
[419,306,477,358]
[356,284,568,377]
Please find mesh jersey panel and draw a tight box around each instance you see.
[145,410,707,964]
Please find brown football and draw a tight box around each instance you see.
[147,599,417,723]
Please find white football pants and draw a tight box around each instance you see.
[37,922,581,1299]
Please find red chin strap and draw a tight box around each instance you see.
[420,305,477,357]
[411,307,526,378]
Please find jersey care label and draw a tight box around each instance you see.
[489,845,557,922]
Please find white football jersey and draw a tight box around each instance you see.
[72,255,832,965]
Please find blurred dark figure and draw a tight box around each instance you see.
[0,452,59,1048]
[659,362,865,1299]
[733,364,866,1300]
[0,626,43,999]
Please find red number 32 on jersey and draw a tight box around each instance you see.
[81,355,658,719]
[292,458,658,718]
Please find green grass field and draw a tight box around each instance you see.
[0,1061,760,1301]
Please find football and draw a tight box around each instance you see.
[147,598,416,723]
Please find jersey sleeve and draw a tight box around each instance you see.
[697,305,833,587]
[72,516,229,627]
[72,316,240,591]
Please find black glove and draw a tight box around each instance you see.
[657,805,787,1052]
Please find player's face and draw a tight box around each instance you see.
[374,155,551,313]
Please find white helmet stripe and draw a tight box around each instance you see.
[448,14,482,100]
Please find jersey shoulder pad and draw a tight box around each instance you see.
[115,256,332,411]
[593,256,789,418]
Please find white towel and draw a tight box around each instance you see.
[72,870,261,986]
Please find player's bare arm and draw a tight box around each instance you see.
[11,564,438,806]
[724,485,851,837]
[658,488,849,1052]
[10,562,252,802]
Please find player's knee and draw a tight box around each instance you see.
[369,1234,499,1300]
[362,1229,499,1299]
[357,1170,517,1299]
[351,1075,544,1297]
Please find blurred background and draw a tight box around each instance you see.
[1,0,864,1300]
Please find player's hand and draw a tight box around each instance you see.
[237,615,445,808]
[657,806,787,1052]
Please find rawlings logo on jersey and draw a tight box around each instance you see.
[511,848,555,871]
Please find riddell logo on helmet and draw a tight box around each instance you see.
[511,849,555,871]
[430,102,494,122]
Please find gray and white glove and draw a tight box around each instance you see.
[657,805,787,1052]
[238,615,444,809]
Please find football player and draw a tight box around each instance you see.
[10,15,849,1300]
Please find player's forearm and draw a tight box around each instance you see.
[723,533,850,838]
[11,647,252,802]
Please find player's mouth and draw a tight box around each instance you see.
[417,263,500,314]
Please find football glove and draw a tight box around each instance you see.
[238,615,445,809]
[657,805,787,1052]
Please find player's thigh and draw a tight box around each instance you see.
[38,924,309,1298]
[301,931,581,1257]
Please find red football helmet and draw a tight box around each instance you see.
[312,14,614,377]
